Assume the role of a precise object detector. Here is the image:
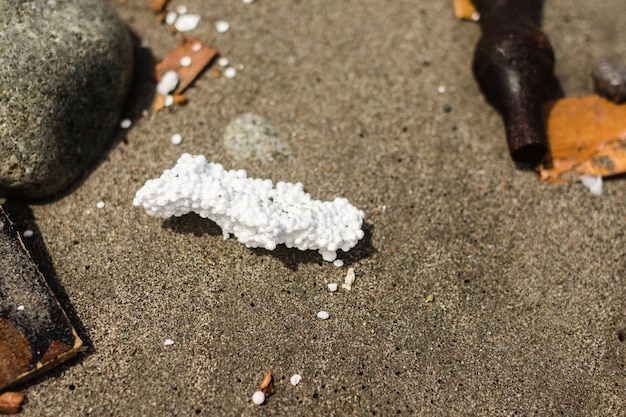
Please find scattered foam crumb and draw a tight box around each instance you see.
[333,259,344,267]
[216,20,230,33]
[171,133,183,145]
[223,67,237,78]
[175,14,201,32]
[217,57,229,67]
[22,230,34,238]
[165,11,177,25]
[16,305,25,311]
[289,374,302,386]
[438,85,446,94]
[180,56,192,67]
[176,5,188,14]
[120,118,132,129]
[317,311,330,320]
[96,201,105,209]
[328,283,338,292]
[580,175,603,195]
[164,338,175,346]
[251,390,265,405]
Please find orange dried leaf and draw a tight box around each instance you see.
[453,0,477,20]
[154,39,217,95]
[150,0,169,12]
[540,96,626,182]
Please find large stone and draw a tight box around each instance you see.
[0,0,134,200]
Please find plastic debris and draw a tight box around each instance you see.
[174,14,201,32]
[289,374,302,386]
[580,175,603,195]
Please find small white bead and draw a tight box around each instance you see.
[157,70,179,96]
[22,229,34,238]
[251,390,265,405]
[333,259,344,267]
[175,14,201,32]
[120,118,132,129]
[164,95,175,107]
[437,85,446,94]
[289,374,302,386]
[471,11,481,21]
[96,201,105,209]
[242,0,255,3]
[216,20,230,33]
[180,56,192,67]
[165,11,177,25]
[223,67,237,78]
[217,57,229,67]
[176,5,188,14]
[327,283,338,292]
[164,338,175,346]
[344,267,355,285]
[191,42,202,52]
[317,311,330,320]
[17,305,25,311]
[171,133,183,145]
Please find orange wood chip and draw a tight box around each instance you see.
[453,0,477,20]
[540,96,626,182]
[154,39,217,96]
[150,0,169,12]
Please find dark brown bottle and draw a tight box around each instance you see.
[472,0,555,164]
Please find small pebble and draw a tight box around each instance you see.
[175,14,201,32]
[96,201,105,209]
[164,95,175,107]
[251,390,265,405]
[180,56,192,67]
[171,133,183,145]
[157,70,179,96]
[328,283,338,292]
[191,42,202,52]
[317,311,330,320]
[437,85,446,94]
[176,5,188,14]
[164,338,175,346]
[120,118,132,129]
[344,267,355,285]
[217,57,230,67]
[165,11,177,25]
[223,67,237,78]
[22,229,34,238]
[333,259,344,267]
[289,374,302,386]
[442,104,452,113]
[16,305,25,311]
[215,20,230,33]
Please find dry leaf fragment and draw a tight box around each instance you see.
[0,392,24,414]
[154,39,217,96]
[259,372,275,397]
[540,96,626,182]
[453,0,478,20]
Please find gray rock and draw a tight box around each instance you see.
[0,0,134,200]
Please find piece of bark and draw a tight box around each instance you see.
[0,206,82,392]
[0,392,24,414]
[540,96,626,182]
[154,39,217,95]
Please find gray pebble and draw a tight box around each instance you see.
[592,62,626,103]
[0,0,134,200]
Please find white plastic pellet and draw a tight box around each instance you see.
[217,57,229,67]
[328,283,338,292]
[164,338,175,346]
[333,259,344,267]
[17,305,25,311]
[438,85,446,94]
[223,67,237,78]
[242,0,255,3]
[96,201,105,209]
[215,20,230,33]
[171,133,183,145]
[580,175,603,195]
[157,70,179,96]
[289,374,302,386]
[165,11,178,25]
[471,11,481,21]
[317,311,330,320]
[22,230,34,238]
[176,5,188,14]
[120,118,132,129]
[180,56,192,67]
[164,95,175,107]
[251,390,265,405]
[191,42,202,52]
[175,14,201,32]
